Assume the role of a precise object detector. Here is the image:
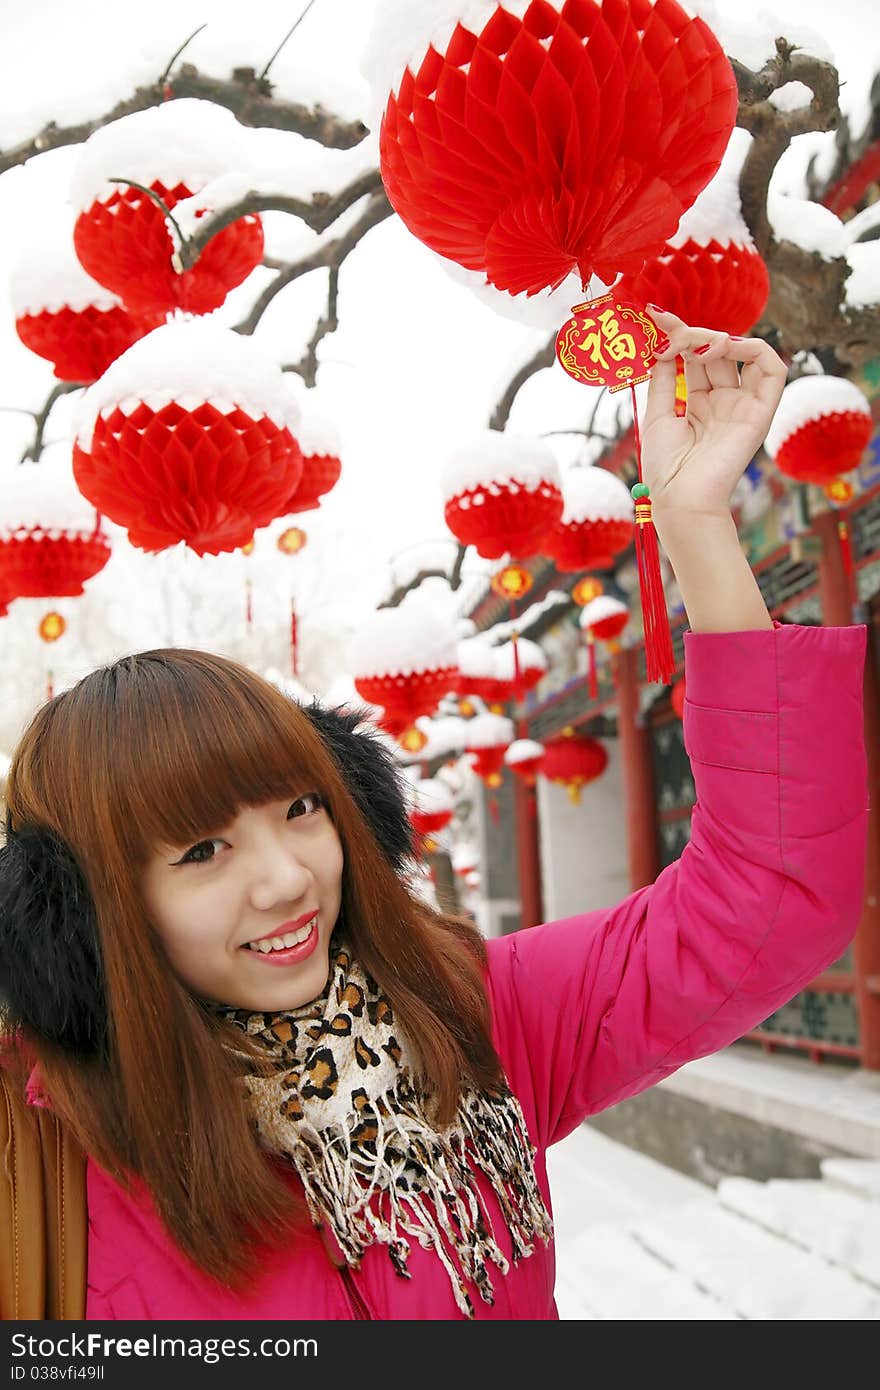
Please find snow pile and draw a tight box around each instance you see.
[765,375,872,457]
[399,714,468,763]
[0,456,102,537]
[437,255,600,330]
[348,600,458,678]
[441,431,561,500]
[845,243,880,309]
[9,220,122,315]
[560,465,634,524]
[288,386,343,458]
[457,637,498,679]
[686,2,834,71]
[767,193,848,261]
[578,595,629,630]
[493,637,546,677]
[669,129,753,251]
[73,320,302,451]
[768,81,814,113]
[463,711,514,750]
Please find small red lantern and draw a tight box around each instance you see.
[351,605,460,735]
[409,779,455,838]
[491,564,534,602]
[39,611,66,643]
[280,397,342,515]
[579,595,630,700]
[71,101,264,316]
[0,459,111,600]
[541,728,608,805]
[72,321,303,556]
[571,577,604,608]
[442,434,563,560]
[371,0,737,295]
[505,738,546,787]
[464,713,514,790]
[278,527,308,555]
[544,465,635,573]
[765,377,873,487]
[398,724,429,755]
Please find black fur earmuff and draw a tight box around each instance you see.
[0,703,414,1055]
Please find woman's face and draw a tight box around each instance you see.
[141,792,344,1012]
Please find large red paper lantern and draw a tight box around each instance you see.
[72,321,303,556]
[70,100,264,316]
[543,464,634,571]
[368,0,737,295]
[615,140,770,335]
[765,376,873,488]
[0,458,111,599]
[541,728,607,803]
[350,604,460,737]
[442,433,563,559]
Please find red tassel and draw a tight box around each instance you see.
[290,599,299,678]
[245,578,253,629]
[630,384,675,685]
[585,630,598,700]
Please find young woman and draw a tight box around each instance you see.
[0,314,869,1320]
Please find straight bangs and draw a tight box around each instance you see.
[58,649,341,865]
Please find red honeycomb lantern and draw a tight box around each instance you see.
[442,434,562,560]
[618,237,769,336]
[15,302,163,385]
[505,738,546,786]
[72,322,304,556]
[351,605,460,738]
[0,524,110,600]
[541,728,608,804]
[765,377,873,488]
[372,0,737,295]
[543,465,634,572]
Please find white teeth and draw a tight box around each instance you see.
[246,916,316,952]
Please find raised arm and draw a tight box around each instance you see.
[486,319,870,1148]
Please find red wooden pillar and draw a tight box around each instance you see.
[815,509,880,1070]
[514,774,543,929]
[616,645,661,890]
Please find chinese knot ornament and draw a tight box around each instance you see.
[366,0,737,295]
[70,100,264,316]
[541,728,608,804]
[442,433,563,559]
[350,603,460,741]
[0,456,110,600]
[72,320,303,556]
[11,224,162,384]
[543,464,634,572]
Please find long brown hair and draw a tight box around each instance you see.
[3,648,500,1285]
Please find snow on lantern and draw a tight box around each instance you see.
[365,0,736,296]
[615,134,770,336]
[452,843,479,878]
[541,728,608,804]
[70,99,264,317]
[409,778,455,838]
[543,465,634,573]
[279,393,342,515]
[350,602,460,742]
[578,594,630,699]
[442,433,563,560]
[11,223,162,385]
[0,456,111,599]
[505,738,546,786]
[464,712,514,789]
[72,320,303,556]
[456,636,546,706]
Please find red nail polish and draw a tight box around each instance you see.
[654,334,670,353]
[646,303,668,315]
[693,344,711,356]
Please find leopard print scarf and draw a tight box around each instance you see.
[215,936,553,1317]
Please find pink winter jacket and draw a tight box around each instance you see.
[35,621,870,1320]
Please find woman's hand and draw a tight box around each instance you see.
[640,308,787,524]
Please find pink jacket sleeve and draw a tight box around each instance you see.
[486,622,870,1149]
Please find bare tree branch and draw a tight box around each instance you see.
[0,67,368,174]
[283,264,340,387]
[488,334,557,432]
[19,381,82,463]
[178,168,387,270]
[235,189,392,336]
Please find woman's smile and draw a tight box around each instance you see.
[241,913,320,965]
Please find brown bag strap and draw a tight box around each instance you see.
[0,1067,87,1320]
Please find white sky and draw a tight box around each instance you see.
[0,0,877,748]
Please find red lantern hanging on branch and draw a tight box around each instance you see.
[350,603,460,742]
[409,778,455,839]
[442,433,563,560]
[0,457,111,600]
[614,134,770,336]
[72,321,304,556]
[541,727,608,804]
[279,393,342,515]
[11,225,162,384]
[505,738,546,787]
[465,713,514,794]
[367,0,737,296]
[543,464,635,572]
[71,99,264,317]
[578,594,630,699]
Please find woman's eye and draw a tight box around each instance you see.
[288,792,324,819]
[177,838,225,865]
